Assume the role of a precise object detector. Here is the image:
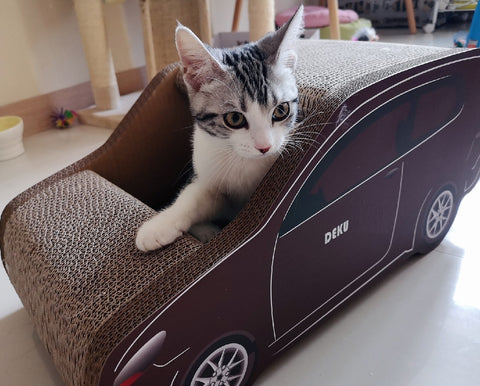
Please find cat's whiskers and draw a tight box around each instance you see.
[295,108,330,123]
[285,136,320,154]
[173,123,195,133]
[203,144,233,181]
[288,131,323,145]
[278,142,292,160]
[282,123,331,156]
[174,161,194,186]
[209,147,238,205]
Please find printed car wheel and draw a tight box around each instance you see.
[185,336,256,386]
[416,187,458,254]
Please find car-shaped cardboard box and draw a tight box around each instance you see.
[1,40,479,386]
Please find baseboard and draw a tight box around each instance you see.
[0,66,147,137]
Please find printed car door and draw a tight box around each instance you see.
[271,98,412,338]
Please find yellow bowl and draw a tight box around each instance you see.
[0,116,24,161]
[0,116,22,132]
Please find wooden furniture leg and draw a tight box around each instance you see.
[232,0,244,32]
[328,0,341,40]
[405,0,417,34]
[73,0,120,110]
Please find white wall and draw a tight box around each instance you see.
[209,0,317,35]
[0,0,311,107]
[0,0,144,107]
[0,0,88,105]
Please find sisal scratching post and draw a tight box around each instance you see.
[140,0,157,81]
[143,0,212,79]
[198,0,212,47]
[248,0,275,41]
[73,0,120,110]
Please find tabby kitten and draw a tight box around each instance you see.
[136,6,304,251]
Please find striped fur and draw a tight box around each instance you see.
[222,45,270,106]
[136,6,304,251]
[184,37,300,144]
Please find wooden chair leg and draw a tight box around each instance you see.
[232,0,243,32]
[328,0,341,40]
[405,0,417,34]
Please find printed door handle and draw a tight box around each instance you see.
[385,167,400,179]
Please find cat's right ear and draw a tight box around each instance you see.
[175,25,224,92]
[258,5,304,71]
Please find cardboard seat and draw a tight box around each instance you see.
[1,40,479,386]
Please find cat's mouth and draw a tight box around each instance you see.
[230,135,284,159]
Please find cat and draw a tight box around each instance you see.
[136,6,304,252]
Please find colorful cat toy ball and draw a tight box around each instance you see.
[51,108,78,129]
[453,31,467,47]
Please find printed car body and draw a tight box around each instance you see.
[100,51,480,386]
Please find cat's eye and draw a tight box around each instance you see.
[272,102,290,122]
[223,112,247,129]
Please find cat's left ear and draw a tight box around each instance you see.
[258,5,304,71]
[175,24,224,92]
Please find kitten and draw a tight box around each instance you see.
[136,6,304,252]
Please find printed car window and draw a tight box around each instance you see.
[320,102,409,204]
[279,76,463,237]
[410,77,463,145]
[279,100,409,236]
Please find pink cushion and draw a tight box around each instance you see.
[275,5,359,28]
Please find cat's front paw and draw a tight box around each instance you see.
[136,213,184,252]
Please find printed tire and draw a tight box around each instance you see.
[416,186,458,254]
[184,335,256,386]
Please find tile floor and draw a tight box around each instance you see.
[1,24,480,386]
[377,20,472,48]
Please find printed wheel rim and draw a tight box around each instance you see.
[426,190,454,240]
[191,343,248,386]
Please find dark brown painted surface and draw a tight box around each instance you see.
[99,51,480,386]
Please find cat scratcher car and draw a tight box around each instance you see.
[1,40,480,386]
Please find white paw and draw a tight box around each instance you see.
[136,213,184,252]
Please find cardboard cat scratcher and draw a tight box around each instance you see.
[1,40,480,386]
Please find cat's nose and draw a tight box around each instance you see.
[257,146,271,154]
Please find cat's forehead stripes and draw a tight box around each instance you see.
[222,45,272,107]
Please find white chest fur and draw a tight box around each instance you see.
[192,128,277,203]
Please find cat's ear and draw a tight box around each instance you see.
[175,24,224,92]
[258,5,304,71]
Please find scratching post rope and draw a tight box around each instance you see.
[248,0,275,41]
[142,0,212,80]
[139,0,157,81]
[73,0,120,110]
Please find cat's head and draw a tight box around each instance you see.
[175,6,304,159]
